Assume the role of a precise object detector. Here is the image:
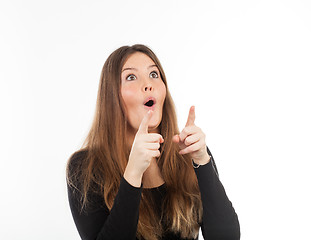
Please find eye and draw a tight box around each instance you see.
[126,74,137,81]
[150,71,159,79]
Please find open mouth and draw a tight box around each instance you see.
[143,97,156,108]
[144,100,155,107]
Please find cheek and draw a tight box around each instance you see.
[121,86,135,103]
[159,82,167,102]
[121,85,138,114]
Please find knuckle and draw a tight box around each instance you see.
[158,134,163,141]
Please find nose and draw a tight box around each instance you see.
[144,85,153,91]
[142,79,154,92]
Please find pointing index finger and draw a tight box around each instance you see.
[138,110,153,133]
[185,105,195,127]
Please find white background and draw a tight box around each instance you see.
[1,0,310,239]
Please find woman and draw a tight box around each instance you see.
[66,44,240,240]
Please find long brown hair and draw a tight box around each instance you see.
[66,44,202,239]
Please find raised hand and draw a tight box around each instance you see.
[124,110,164,187]
[172,106,210,165]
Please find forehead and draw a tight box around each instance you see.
[122,52,156,69]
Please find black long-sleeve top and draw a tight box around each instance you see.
[67,146,240,239]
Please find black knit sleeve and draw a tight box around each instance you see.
[194,146,240,240]
[66,152,142,240]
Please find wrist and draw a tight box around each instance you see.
[124,166,143,188]
[192,154,211,167]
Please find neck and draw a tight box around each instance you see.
[142,157,165,189]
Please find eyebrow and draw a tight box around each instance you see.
[122,64,158,72]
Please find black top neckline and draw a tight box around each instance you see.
[142,182,166,190]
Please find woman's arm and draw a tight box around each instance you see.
[67,153,142,240]
[194,146,240,240]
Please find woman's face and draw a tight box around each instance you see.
[121,52,166,133]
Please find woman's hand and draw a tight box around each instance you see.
[172,106,211,165]
[124,110,164,187]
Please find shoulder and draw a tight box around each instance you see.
[67,149,88,172]
[66,149,89,188]
[69,148,89,163]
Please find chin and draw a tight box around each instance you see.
[149,120,162,132]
